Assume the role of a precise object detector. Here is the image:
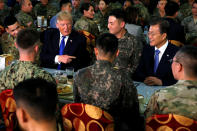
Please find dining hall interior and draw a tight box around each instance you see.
[0,0,197,130]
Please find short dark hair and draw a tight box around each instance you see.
[3,15,18,28]
[175,45,197,77]
[193,0,197,5]
[125,6,139,24]
[80,2,94,14]
[109,8,126,22]
[60,0,71,8]
[149,17,169,34]
[16,29,39,49]
[14,78,58,121]
[164,1,179,16]
[100,0,110,5]
[96,33,118,56]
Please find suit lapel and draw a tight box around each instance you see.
[54,31,60,54]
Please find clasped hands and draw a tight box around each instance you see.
[58,55,76,64]
[144,76,162,86]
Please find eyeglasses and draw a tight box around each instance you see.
[148,31,161,36]
[169,59,182,66]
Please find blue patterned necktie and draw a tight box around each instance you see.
[154,49,160,74]
[57,36,66,70]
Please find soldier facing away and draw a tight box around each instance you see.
[0,29,56,92]
[74,33,141,131]
[145,45,197,120]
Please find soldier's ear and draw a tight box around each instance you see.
[34,45,39,53]
[94,47,98,56]
[14,42,18,48]
[116,49,119,57]
[5,28,9,33]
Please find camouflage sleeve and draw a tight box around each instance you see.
[130,37,143,74]
[144,93,160,118]
[0,69,12,92]
[74,19,89,32]
[73,72,82,102]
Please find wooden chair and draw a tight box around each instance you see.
[169,40,184,47]
[0,89,17,131]
[61,103,114,131]
[146,114,197,131]
[78,30,96,64]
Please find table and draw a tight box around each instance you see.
[134,81,165,113]
[43,68,166,112]
[43,68,74,104]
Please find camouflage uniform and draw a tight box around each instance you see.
[108,1,122,10]
[179,3,192,19]
[0,5,10,25]
[134,3,150,26]
[0,61,56,92]
[71,8,82,24]
[34,3,58,19]
[181,16,197,42]
[93,9,110,33]
[74,16,99,37]
[145,80,197,120]
[15,10,36,29]
[113,30,143,76]
[0,33,19,60]
[74,60,140,130]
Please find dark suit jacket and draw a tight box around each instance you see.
[164,18,185,44]
[40,28,90,71]
[133,43,179,86]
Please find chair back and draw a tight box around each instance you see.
[0,89,17,131]
[61,103,114,131]
[146,114,197,131]
[169,40,184,47]
[78,30,96,63]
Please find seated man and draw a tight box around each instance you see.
[108,9,143,77]
[0,29,55,92]
[14,78,59,131]
[133,17,179,86]
[73,33,141,130]
[181,0,197,44]
[164,1,185,45]
[0,16,22,60]
[15,0,35,28]
[50,0,72,28]
[40,11,90,71]
[145,45,197,121]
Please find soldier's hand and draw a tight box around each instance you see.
[58,55,76,64]
[144,76,162,86]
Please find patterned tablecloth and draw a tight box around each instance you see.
[43,68,74,104]
[134,81,165,113]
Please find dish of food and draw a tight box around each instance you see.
[57,84,73,95]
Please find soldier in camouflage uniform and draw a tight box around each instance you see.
[181,0,197,44]
[0,29,56,92]
[108,0,122,10]
[15,0,35,29]
[108,9,143,77]
[74,2,99,37]
[0,16,22,60]
[34,0,58,19]
[179,0,194,19]
[74,33,140,130]
[93,0,110,33]
[133,0,150,26]
[71,0,82,24]
[145,46,197,120]
[0,0,10,26]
